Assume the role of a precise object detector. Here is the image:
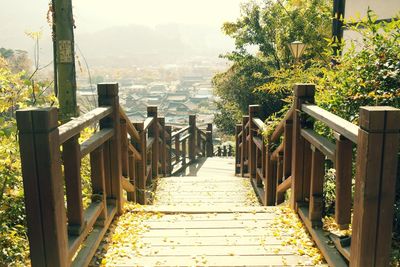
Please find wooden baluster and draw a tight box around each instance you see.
[147,106,158,180]
[197,127,202,157]
[63,134,85,235]
[290,84,315,210]
[248,105,260,180]
[283,119,293,179]
[127,150,136,202]
[166,125,172,175]
[334,133,352,230]
[182,139,187,165]
[206,123,213,157]
[120,118,129,178]
[241,116,249,176]
[159,117,167,177]
[90,145,108,225]
[302,141,312,203]
[235,125,242,174]
[134,122,147,205]
[189,115,196,162]
[16,108,68,267]
[276,152,284,204]
[309,145,325,227]
[265,136,274,205]
[175,133,180,163]
[350,107,400,267]
[102,140,112,199]
[256,145,263,187]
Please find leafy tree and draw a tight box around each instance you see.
[0,48,31,74]
[213,0,332,133]
[0,54,56,264]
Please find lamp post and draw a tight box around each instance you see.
[288,41,307,63]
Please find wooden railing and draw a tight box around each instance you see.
[170,118,213,171]
[236,84,400,267]
[16,83,213,267]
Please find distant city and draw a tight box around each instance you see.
[76,59,225,128]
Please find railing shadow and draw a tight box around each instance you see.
[170,157,208,177]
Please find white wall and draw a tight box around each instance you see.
[345,0,400,20]
[343,0,400,50]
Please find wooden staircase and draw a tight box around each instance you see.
[98,157,327,266]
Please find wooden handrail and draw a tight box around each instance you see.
[146,137,155,150]
[252,117,267,131]
[59,107,112,144]
[16,82,215,267]
[270,108,293,142]
[301,104,358,143]
[179,133,191,142]
[300,129,335,161]
[17,84,213,267]
[171,125,190,138]
[143,117,154,131]
[119,107,140,141]
[80,129,114,157]
[235,83,400,267]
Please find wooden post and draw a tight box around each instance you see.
[147,106,159,179]
[350,107,400,267]
[188,115,196,162]
[249,105,260,180]
[166,125,172,175]
[241,116,249,176]
[159,117,167,177]
[290,84,315,210]
[309,145,325,227]
[90,146,108,224]
[206,123,213,157]
[16,107,68,267]
[63,134,84,235]
[334,133,352,230]
[98,83,123,215]
[134,122,147,205]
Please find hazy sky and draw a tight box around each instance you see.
[74,0,244,31]
[0,0,245,65]
[0,0,244,37]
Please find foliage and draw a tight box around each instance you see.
[0,53,56,264]
[213,100,242,135]
[317,11,400,123]
[0,48,31,74]
[213,0,332,134]
[262,11,400,264]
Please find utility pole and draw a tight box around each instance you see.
[52,0,78,121]
[332,0,345,57]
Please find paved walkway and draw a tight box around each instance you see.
[96,158,325,266]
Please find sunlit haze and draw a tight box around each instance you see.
[0,0,244,65]
[74,0,243,31]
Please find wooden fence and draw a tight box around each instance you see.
[16,83,213,267]
[235,84,400,267]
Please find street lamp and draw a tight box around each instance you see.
[288,41,307,63]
